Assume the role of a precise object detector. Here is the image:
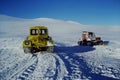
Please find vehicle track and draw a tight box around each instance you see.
[10,55,38,80]
[54,45,119,80]
[40,53,67,80]
[16,55,38,80]
[0,53,37,80]
[60,54,86,80]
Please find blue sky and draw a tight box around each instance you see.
[0,0,120,25]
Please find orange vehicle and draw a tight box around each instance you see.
[78,31,103,46]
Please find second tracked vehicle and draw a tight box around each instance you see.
[78,31,103,46]
[23,26,54,53]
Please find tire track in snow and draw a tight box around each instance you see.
[58,54,85,80]
[50,55,63,80]
[54,45,94,79]
[42,53,67,80]
[16,55,38,80]
[0,56,30,79]
[9,55,38,80]
[0,54,34,80]
[44,55,59,80]
[0,48,22,71]
[61,53,119,80]
[54,45,119,80]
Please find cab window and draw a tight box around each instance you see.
[40,29,47,35]
[82,34,86,38]
[31,29,38,35]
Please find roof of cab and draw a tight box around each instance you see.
[30,26,48,29]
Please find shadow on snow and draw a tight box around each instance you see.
[103,41,109,45]
[54,45,95,54]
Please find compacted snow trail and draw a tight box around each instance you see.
[54,45,95,79]
[0,48,38,80]
[54,44,120,80]
[11,55,38,80]
[0,38,68,80]
[27,53,68,80]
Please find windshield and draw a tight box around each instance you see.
[82,34,86,38]
[40,29,47,35]
[30,29,47,35]
[31,29,38,35]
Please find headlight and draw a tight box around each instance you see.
[24,40,30,45]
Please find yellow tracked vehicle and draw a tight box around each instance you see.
[23,26,54,53]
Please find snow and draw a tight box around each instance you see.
[0,15,120,80]
[77,45,120,79]
[47,41,53,46]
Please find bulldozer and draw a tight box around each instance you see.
[23,26,54,53]
[78,31,103,46]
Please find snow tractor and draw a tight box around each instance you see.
[78,31,103,46]
[23,26,54,53]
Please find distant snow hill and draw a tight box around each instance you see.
[0,14,120,80]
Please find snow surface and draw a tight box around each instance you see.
[0,15,120,80]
